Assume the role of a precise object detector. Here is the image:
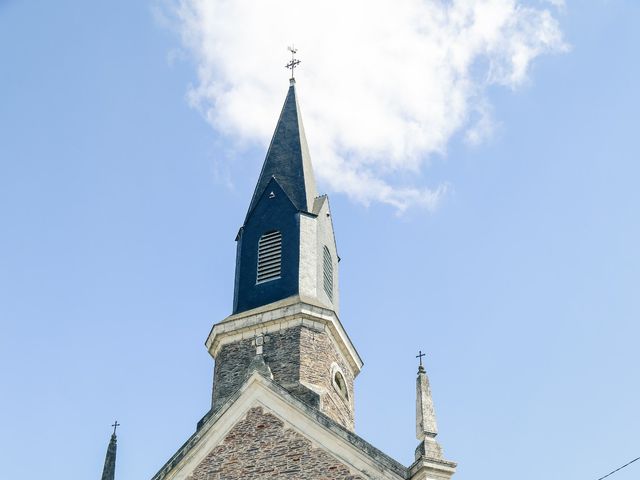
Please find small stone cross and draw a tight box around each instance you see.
[416,350,426,367]
[254,334,265,355]
[112,420,120,435]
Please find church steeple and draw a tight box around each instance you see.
[100,422,119,480]
[245,79,317,220]
[151,59,459,480]
[208,77,359,430]
[232,80,337,315]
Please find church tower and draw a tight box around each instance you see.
[208,78,358,431]
[150,75,457,480]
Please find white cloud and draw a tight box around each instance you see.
[544,0,566,9]
[170,0,567,212]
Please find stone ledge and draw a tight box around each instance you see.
[206,295,363,375]
[408,456,457,479]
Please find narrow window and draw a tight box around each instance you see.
[257,231,282,283]
[323,246,333,300]
[334,371,349,401]
[331,363,349,402]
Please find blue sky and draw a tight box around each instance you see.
[1,1,639,479]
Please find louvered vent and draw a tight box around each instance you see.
[323,246,333,300]
[257,231,282,283]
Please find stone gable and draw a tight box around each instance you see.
[188,407,365,480]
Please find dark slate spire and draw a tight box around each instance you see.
[100,424,118,480]
[232,79,337,315]
[245,79,317,220]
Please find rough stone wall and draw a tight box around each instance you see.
[299,327,355,430]
[211,325,355,430]
[212,329,302,410]
[212,339,255,410]
[187,407,365,480]
[266,327,303,389]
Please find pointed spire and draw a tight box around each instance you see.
[415,355,445,461]
[245,81,317,220]
[416,362,438,440]
[100,423,118,480]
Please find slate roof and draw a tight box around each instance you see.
[245,80,318,221]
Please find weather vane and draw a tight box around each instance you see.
[285,45,301,79]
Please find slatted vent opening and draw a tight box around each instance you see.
[257,231,282,283]
[323,246,333,300]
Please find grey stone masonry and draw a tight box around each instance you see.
[416,364,438,441]
[151,372,407,480]
[187,407,364,480]
[212,324,355,430]
[410,363,456,480]
[206,296,362,432]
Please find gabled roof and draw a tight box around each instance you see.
[151,369,406,480]
[245,81,318,221]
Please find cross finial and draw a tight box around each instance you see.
[416,350,426,367]
[285,45,301,80]
[111,420,120,435]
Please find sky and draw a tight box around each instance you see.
[0,1,639,479]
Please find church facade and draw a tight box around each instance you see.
[144,78,457,480]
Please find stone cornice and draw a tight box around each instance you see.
[206,295,363,375]
[408,456,457,479]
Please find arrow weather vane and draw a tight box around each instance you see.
[286,45,301,79]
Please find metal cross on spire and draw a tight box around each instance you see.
[285,46,301,79]
[111,420,120,435]
[416,350,426,367]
